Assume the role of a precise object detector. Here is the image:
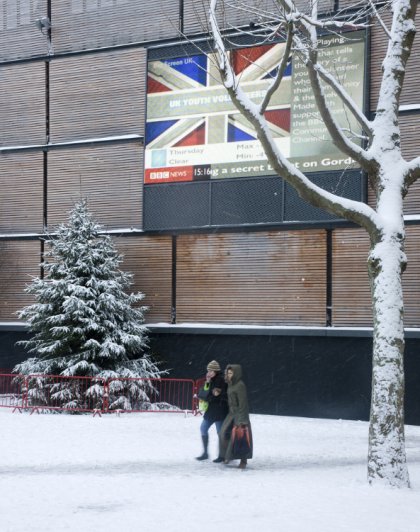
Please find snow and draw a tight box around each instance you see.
[1,409,420,532]
[150,322,362,331]
[6,320,420,338]
[399,104,420,111]
[0,134,143,152]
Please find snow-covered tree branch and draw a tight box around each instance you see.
[209,0,420,487]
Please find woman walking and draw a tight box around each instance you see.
[218,364,253,469]
[196,360,228,461]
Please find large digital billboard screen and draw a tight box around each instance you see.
[145,32,365,184]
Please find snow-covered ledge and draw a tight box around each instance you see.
[147,323,420,338]
[4,321,420,337]
[0,134,143,153]
[399,104,420,111]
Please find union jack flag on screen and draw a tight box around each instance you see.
[145,44,291,183]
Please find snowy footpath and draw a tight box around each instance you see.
[0,410,419,532]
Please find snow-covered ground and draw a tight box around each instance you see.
[0,410,419,532]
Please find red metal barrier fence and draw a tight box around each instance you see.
[0,374,198,415]
[0,373,26,410]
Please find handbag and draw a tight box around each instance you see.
[231,424,252,459]
[198,382,210,413]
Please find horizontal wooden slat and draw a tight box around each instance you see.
[0,0,48,62]
[114,236,173,324]
[47,143,144,230]
[332,226,420,327]
[176,230,327,325]
[52,0,179,54]
[49,48,147,143]
[0,151,44,233]
[0,62,46,147]
[0,240,40,321]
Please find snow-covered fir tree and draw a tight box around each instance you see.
[14,200,165,411]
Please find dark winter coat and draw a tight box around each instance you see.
[226,364,250,425]
[203,372,228,423]
[219,364,253,460]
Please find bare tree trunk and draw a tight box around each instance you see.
[367,232,409,486]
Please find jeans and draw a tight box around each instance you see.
[200,418,223,436]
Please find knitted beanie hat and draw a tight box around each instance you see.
[207,360,221,372]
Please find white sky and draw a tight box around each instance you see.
[0,410,419,532]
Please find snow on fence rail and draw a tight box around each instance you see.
[0,374,198,415]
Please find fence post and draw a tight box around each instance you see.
[22,376,29,410]
[103,378,109,414]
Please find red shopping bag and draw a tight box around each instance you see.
[231,424,252,459]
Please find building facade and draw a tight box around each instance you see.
[1,0,420,422]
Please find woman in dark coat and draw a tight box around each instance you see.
[196,360,228,461]
[218,364,253,469]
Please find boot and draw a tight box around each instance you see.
[238,459,247,469]
[196,435,209,460]
[213,456,224,463]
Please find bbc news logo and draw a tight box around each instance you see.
[150,171,170,180]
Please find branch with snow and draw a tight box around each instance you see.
[260,22,293,113]
[209,0,379,234]
[368,0,392,39]
[288,8,374,169]
[311,61,373,141]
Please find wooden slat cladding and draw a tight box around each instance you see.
[370,6,420,110]
[367,113,420,214]
[402,225,420,327]
[0,240,40,321]
[49,49,146,143]
[367,180,375,211]
[0,151,43,233]
[0,0,48,62]
[400,113,420,216]
[331,229,371,326]
[176,230,326,325]
[114,236,173,324]
[183,0,333,35]
[294,0,334,14]
[400,112,420,162]
[338,0,382,8]
[183,0,278,35]
[52,0,179,54]
[47,143,144,231]
[332,227,420,327]
[0,62,46,147]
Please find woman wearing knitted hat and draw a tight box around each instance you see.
[195,360,228,462]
